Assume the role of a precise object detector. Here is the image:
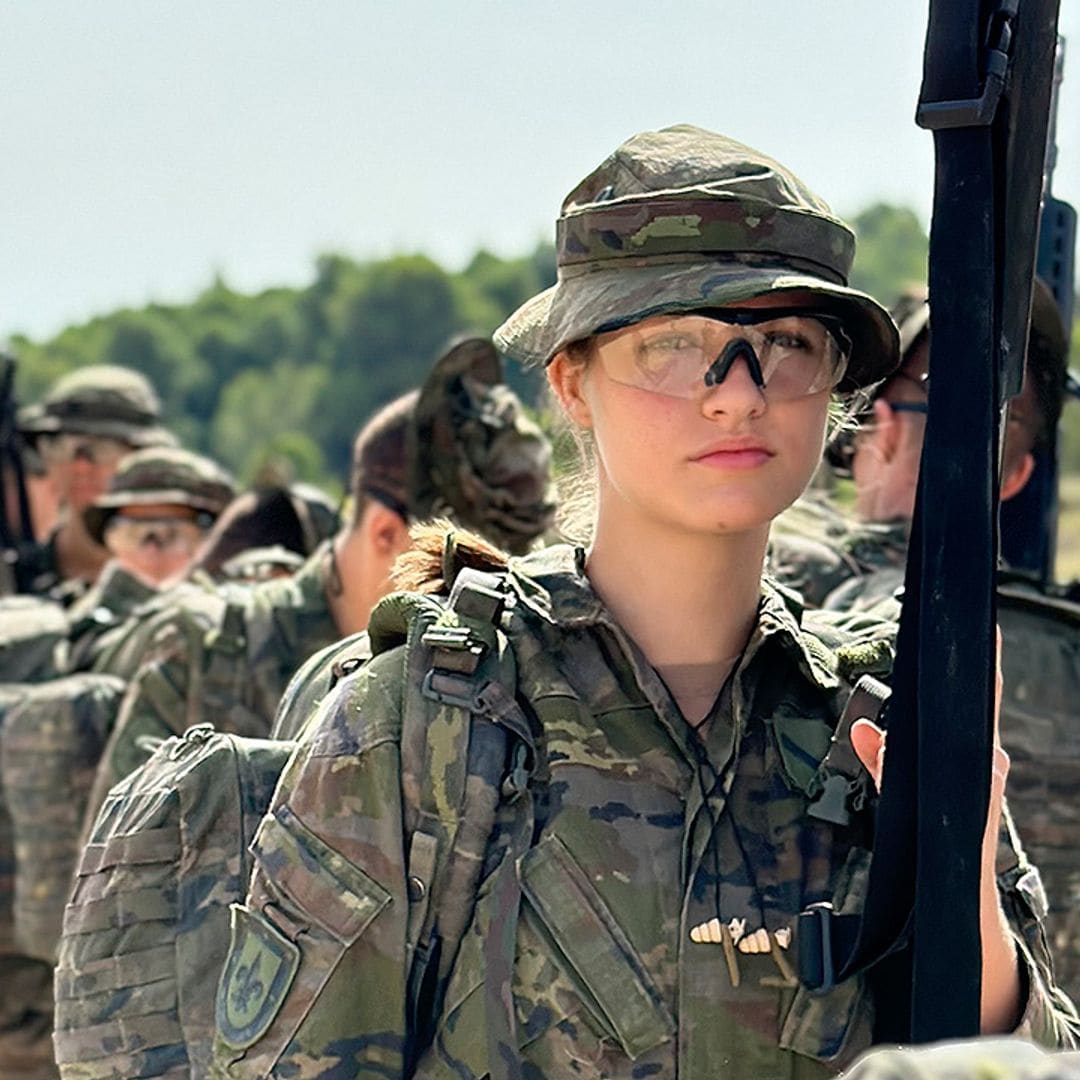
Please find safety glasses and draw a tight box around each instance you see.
[38,433,131,467]
[103,514,209,555]
[594,308,852,401]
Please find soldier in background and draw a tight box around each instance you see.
[52,336,554,1078]
[186,483,340,581]
[767,281,1067,608]
[81,335,554,827]
[16,365,176,598]
[61,446,236,673]
[0,448,233,1079]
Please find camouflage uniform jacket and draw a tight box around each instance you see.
[84,542,340,828]
[212,544,1073,1079]
[60,561,159,674]
[768,495,909,609]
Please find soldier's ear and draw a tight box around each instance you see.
[1000,450,1035,502]
[547,351,592,428]
[364,500,410,556]
[871,398,901,462]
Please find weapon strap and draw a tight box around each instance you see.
[798,0,1061,1044]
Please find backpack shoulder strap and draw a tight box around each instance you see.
[393,567,537,1079]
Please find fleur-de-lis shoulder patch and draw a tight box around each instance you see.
[217,903,301,1049]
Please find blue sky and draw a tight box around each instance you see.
[3,0,1078,342]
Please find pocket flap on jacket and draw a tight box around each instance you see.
[251,805,390,944]
[520,834,674,1061]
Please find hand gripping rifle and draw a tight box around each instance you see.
[999,35,1077,582]
[798,0,1061,1043]
[0,353,39,594]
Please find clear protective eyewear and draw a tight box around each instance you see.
[103,514,209,555]
[594,307,852,401]
[38,432,131,467]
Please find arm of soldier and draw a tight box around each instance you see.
[212,648,411,1078]
[80,621,200,836]
[850,632,1080,1046]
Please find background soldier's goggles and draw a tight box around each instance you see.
[594,307,852,401]
[38,432,131,466]
[103,514,210,553]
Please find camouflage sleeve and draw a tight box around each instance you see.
[81,621,202,834]
[211,647,410,1078]
[997,804,1080,1048]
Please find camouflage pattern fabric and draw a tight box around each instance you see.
[832,577,1080,1005]
[17,365,175,449]
[1,707,57,1080]
[768,495,909,608]
[83,543,340,830]
[268,630,371,742]
[493,125,899,389]
[994,581,1080,1007]
[211,543,1075,1078]
[0,593,68,683]
[61,562,159,674]
[0,677,122,1080]
[409,337,556,555]
[54,725,294,1079]
[0,596,70,1077]
[0,674,126,961]
[845,1038,1080,1079]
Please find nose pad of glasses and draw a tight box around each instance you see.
[703,339,765,390]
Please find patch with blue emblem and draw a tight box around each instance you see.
[216,903,300,1049]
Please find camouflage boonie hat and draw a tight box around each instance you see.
[495,124,899,390]
[18,364,175,447]
[890,286,931,359]
[84,447,237,543]
[409,336,556,554]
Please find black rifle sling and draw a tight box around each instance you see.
[798,0,1061,1045]
[0,356,33,553]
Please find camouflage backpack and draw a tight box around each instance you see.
[54,726,297,1079]
[0,673,127,963]
[0,593,68,683]
[54,567,535,1079]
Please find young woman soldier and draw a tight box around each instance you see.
[211,125,1076,1079]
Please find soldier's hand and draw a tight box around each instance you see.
[850,627,1010,824]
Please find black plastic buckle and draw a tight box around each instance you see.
[797,902,836,992]
[916,0,1017,130]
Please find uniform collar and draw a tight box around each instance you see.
[508,543,839,695]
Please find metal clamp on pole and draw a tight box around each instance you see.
[916,0,1018,129]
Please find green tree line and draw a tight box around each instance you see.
[10,202,1075,489]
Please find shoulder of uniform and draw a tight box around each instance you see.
[270,632,372,742]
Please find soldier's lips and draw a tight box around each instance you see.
[691,443,774,469]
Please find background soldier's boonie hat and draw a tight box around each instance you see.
[18,364,176,447]
[494,124,899,391]
[408,336,556,553]
[84,447,237,543]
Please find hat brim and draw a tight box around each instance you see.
[494,260,899,391]
[17,412,176,448]
[84,489,223,544]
